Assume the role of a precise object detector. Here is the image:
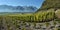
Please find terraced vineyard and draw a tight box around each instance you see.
[0,10,54,22]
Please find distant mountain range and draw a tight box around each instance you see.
[0,5,37,12]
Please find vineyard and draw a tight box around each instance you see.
[0,10,55,22]
[0,9,56,30]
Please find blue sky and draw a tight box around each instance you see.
[0,0,44,8]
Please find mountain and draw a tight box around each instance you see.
[37,0,60,12]
[41,0,60,9]
[0,5,37,12]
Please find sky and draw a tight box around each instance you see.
[0,0,44,8]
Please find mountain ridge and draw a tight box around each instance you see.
[0,5,37,12]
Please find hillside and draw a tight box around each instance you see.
[36,0,60,19]
[37,0,60,12]
[41,0,60,9]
